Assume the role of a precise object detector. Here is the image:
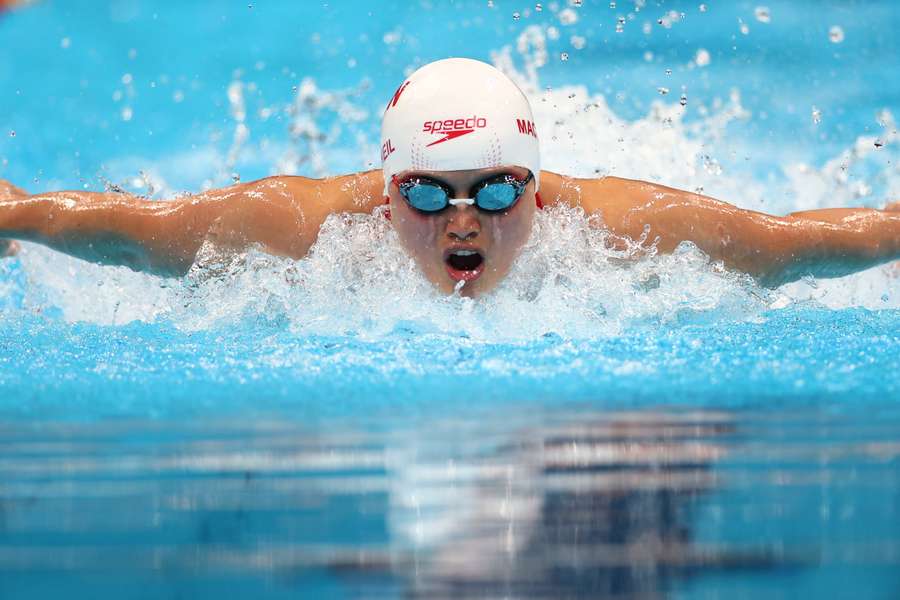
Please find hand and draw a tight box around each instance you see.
[0,239,18,258]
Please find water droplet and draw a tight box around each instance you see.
[811,106,821,125]
[121,106,133,121]
[570,35,586,49]
[609,1,616,7]
[694,186,704,194]
[702,155,722,176]
[487,0,494,7]
[121,73,133,85]
[559,8,578,25]
[535,2,542,11]
[231,173,241,183]
[657,87,669,95]
[828,25,844,43]
[172,90,184,103]
[695,48,710,66]
[874,139,884,148]
[699,3,707,12]
[247,3,252,8]
[60,37,71,49]
[513,11,520,20]
[754,6,770,23]
[643,50,654,62]
[615,16,625,32]
[881,293,890,303]
[680,93,688,106]
[560,52,569,61]
[739,21,750,35]
[9,130,15,137]
[665,68,672,75]
[570,0,583,6]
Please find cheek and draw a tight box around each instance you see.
[395,209,441,254]
[487,210,533,260]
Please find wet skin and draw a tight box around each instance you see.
[389,166,535,297]
[1,170,899,290]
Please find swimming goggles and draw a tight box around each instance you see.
[393,171,533,213]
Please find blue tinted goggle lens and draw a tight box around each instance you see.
[398,172,532,213]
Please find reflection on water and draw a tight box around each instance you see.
[1,408,899,598]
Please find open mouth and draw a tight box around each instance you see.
[444,249,485,282]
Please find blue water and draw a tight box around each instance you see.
[2,1,900,598]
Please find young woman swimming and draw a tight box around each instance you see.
[1,58,898,296]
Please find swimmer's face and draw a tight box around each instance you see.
[389,166,536,297]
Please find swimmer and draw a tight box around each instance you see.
[1,58,898,296]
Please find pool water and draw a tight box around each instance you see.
[1,1,900,598]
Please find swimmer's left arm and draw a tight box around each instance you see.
[539,171,900,287]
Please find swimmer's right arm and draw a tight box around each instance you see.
[0,171,384,276]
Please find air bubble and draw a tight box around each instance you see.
[811,106,821,125]
[665,68,672,75]
[609,1,616,7]
[560,52,569,61]
[9,130,15,137]
[874,139,884,148]
[121,107,133,121]
[616,16,625,32]
[231,173,241,183]
[739,21,750,35]
[535,2,542,10]
[699,3,707,12]
[657,87,669,95]
[828,25,844,43]
[571,35,586,49]
[680,93,688,106]
[513,11,521,20]
[570,0,583,6]
[754,6,770,23]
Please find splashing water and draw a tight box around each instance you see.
[4,27,899,337]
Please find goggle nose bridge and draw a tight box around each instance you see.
[448,197,476,207]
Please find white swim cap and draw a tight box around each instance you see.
[380,58,540,195]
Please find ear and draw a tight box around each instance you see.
[383,195,392,221]
[535,191,544,210]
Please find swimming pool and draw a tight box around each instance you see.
[1,1,899,598]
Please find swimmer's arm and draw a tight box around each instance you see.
[540,172,900,287]
[0,171,384,276]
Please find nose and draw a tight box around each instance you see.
[445,206,480,241]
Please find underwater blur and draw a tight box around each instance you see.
[1,1,899,598]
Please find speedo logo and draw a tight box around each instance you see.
[422,116,487,147]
